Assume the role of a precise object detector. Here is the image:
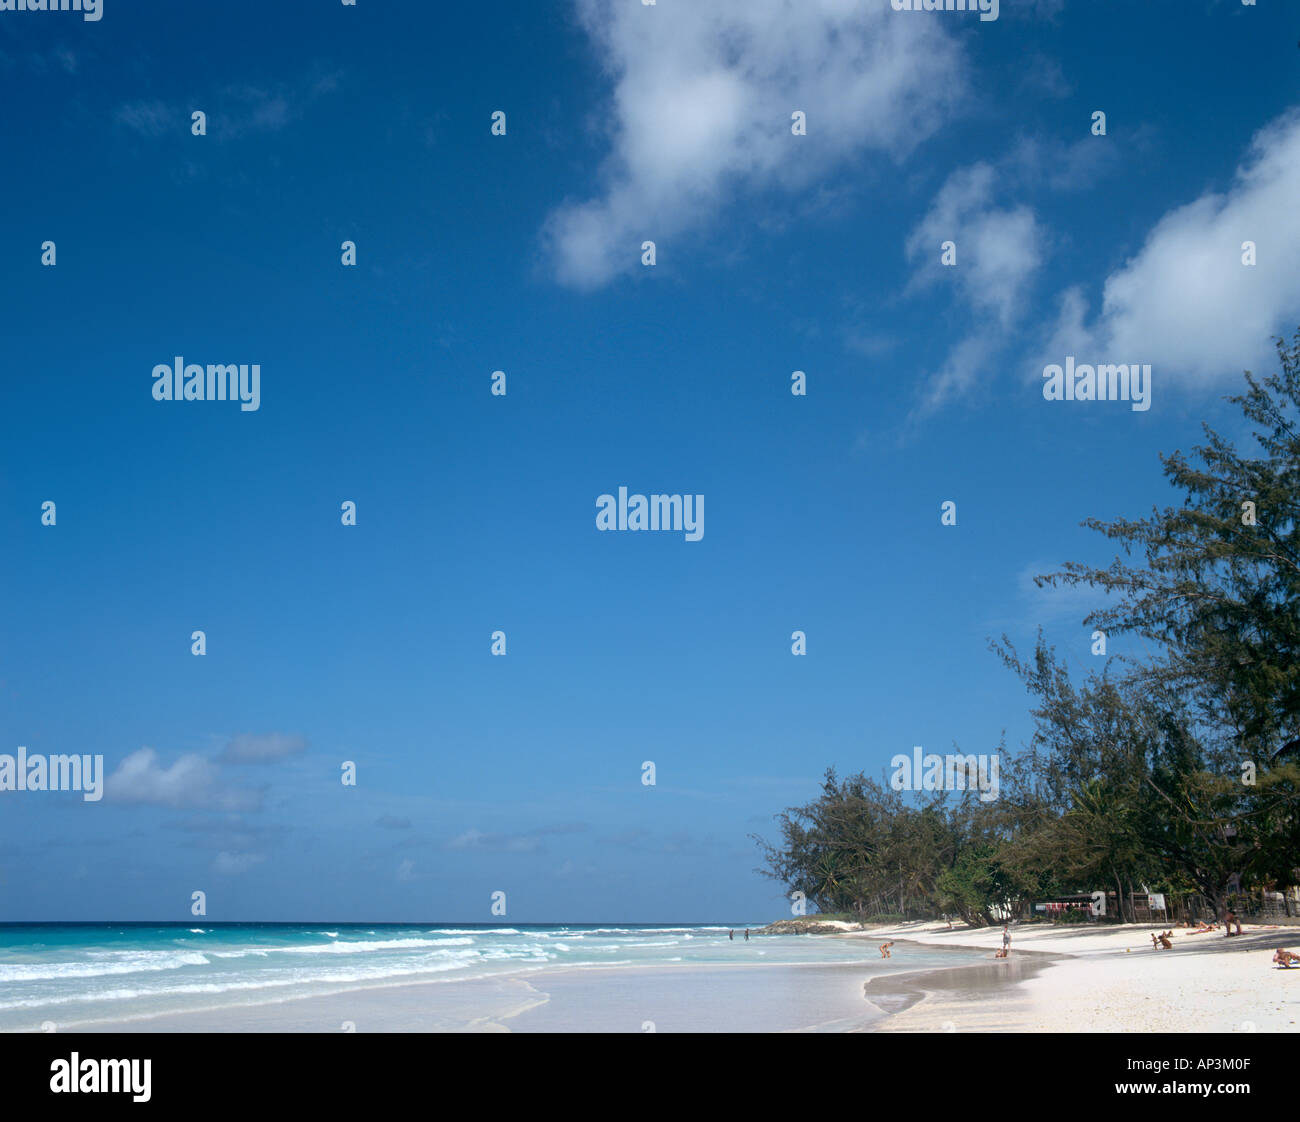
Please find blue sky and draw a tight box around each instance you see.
[2,0,1297,922]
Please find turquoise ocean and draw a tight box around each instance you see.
[0,922,976,1031]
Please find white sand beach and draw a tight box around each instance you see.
[72,961,922,1033]
[852,920,1300,1033]
[42,920,1300,1033]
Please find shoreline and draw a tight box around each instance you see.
[860,952,1059,1031]
[829,919,1300,1032]
[54,956,973,1034]
[11,919,1297,1032]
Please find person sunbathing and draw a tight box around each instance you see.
[1273,949,1300,968]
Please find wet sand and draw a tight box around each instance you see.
[74,973,550,1033]
[58,936,1076,1033]
[504,963,879,1032]
[71,955,989,1033]
[862,951,1059,1031]
[845,920,1300,1032]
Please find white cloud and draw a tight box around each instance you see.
[106,748,260,811]
[107,748,218,807]
[907,162,1044,329]
[543,0,967,288]
[1045,108,1300,387]
[905,162,1045,413]
[914,333,1002,417]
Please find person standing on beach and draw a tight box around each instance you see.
[729,930,734,941]
[744,929,750,941]
[1002,925,1011,956]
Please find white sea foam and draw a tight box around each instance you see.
[427,928,520,935]
[0,952,210,984]
[0,958,480,1011]
[292,937,472,954]
[0,924,879,1032]
[210,937,473,960]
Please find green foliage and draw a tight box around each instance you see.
[1039,330,1300,755]
[935,844,1018,926]
[754,333,1300,924]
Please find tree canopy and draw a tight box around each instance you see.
[754,331,1300,924]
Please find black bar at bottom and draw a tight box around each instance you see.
[0,1031,1289,1107]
